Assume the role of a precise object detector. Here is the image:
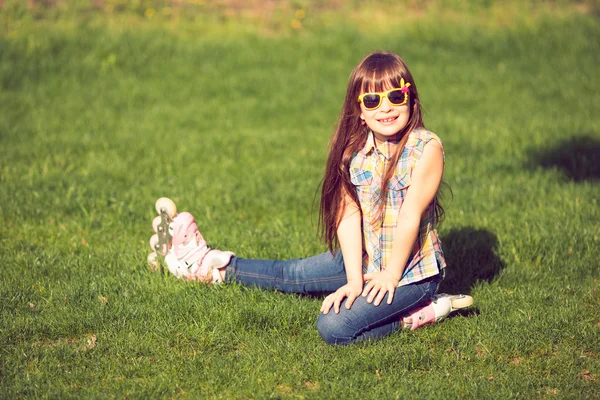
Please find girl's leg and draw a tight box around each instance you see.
[316,275,439,345]
[225,251,347,295]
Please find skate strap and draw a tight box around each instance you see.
[410,304,436,331]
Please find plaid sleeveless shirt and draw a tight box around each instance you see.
[349,128,446,286]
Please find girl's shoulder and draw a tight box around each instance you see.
[406,128,443,149]
[402,128,445,164]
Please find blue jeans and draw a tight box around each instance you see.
[225,251,439,345]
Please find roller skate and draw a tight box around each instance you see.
[147,197,234,283]
[401,294,473,330]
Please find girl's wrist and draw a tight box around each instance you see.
[382,268,400,283]
[345,266,364,284]
[347,277,363,284]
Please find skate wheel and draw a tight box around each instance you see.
[152,216,162,233]
[449,294,474,310]
[149,234,159,250]
[155,197,177,218]
[147,252,158,270]
[401,316,413,329]
[151,233,169,256]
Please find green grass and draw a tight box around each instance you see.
[1,2,600,398]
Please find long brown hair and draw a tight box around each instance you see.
[319,52,437,252]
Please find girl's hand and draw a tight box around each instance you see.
[320,280,364,314]
[362,271,399,306]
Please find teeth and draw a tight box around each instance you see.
[379,117,397,123]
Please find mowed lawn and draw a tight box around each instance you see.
[0,3,599,398]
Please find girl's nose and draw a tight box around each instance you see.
[380,96,392,111]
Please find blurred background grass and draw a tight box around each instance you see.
[0,0,599,398]
[2,0,599,37]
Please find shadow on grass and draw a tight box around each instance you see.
[438,228,504,295]
[529,135,600,182]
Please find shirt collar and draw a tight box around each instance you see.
[360,131,377,156]
[360,130,402,160]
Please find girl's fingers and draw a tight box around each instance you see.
[320,299,329,314]
[363,273,373,281]
[321,294,334,314]
[323,285,359,314]
[334,296,342,314]
[362,281,375,297]
[387,289,395,304]
[329,292,342,314]
[376,285,396,306]
[367,284,381,303]
[345,291,358,310]
[373,288,388,306]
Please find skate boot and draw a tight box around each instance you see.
[148,197,234,283]
[401,294,474,330]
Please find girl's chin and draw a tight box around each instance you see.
[373,132,402,144]
[373,126,405,137]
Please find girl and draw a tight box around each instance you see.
[148,51,471,345]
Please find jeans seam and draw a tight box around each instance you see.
[233,270,345,285]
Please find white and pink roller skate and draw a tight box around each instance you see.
[148,197,234,283]
[401,294,474,330]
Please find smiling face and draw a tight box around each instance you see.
[359,83,410,144]
[345,53,423,146]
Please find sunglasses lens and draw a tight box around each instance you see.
[388,90,406,105]
[362,94,381,109]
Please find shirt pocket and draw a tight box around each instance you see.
[350,168,373,187]
[387,172,410,191]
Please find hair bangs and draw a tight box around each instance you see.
[358,54,408,93]
[361,72,405,93]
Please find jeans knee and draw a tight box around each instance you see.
[316,313,351,345]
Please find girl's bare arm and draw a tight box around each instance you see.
[320,193,364,314]
[363,140,444,305]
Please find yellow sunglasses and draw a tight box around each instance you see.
[358,79,411,111]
